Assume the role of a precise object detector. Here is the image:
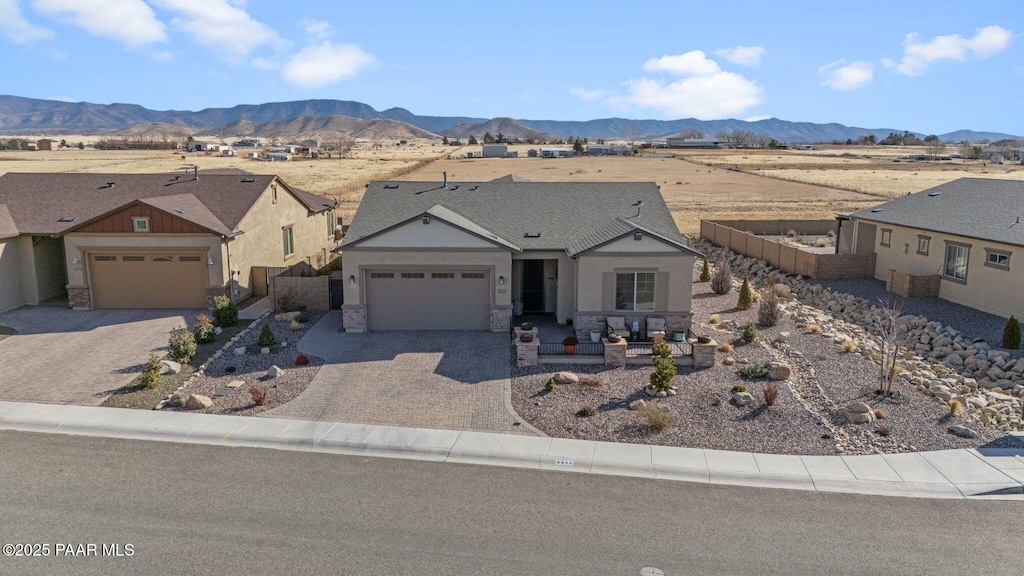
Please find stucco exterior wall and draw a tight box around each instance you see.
[226,179,337,299]
[0,237,29,312]
[864,221,1024,319]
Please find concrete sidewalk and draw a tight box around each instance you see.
[2,400,1022,500]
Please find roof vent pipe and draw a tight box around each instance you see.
[634,199,644,218]
[443,171,447,188]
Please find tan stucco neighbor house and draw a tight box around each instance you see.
[338,176,702,335]
[844,178,1024,319]
[0,171,338,312]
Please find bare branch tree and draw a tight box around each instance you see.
[869,298,905,396]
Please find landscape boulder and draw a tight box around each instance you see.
[184,394,213,410]
[839,402,875,424]
[275,311,302,322]
[732,392,754,406]
[159,360,181,375]
[265,365,283,379]
[767,362,792,381]
[552,371,579,384]
[948,425,979,439]
[628,399,647,411]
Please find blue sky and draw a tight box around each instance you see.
[1,1,1021,134]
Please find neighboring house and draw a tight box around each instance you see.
[587,144,630,156]
[36,139,57,151]
[0,172,338,313]
[481,144,507,158]
[338,178,701,335]
[7,139,36,151]
[843,178,1024,319]
[665,137,721,149]
[540,147,573,158]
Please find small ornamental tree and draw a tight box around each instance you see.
[1003,316,1021,350]
[649,341,676,392]
[258,323,277,347]
[736,277,754,310]
[710,258,732,295]
[699,258,711,282]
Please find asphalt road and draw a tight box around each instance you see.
[0,430,1021,576]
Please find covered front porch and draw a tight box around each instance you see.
[513,314,696,366]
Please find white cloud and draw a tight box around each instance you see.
[250,56,279,70]
[48,95,76,102]
[643,50,720,76]
[0,0,53,43]
[302,18,331,39]
[819,60,874,90]
[570,86,608,100]
[32,0,165,47]
[281,42,374,88]
[744,115,770,122]
[714,45,765,67]
[150,50,174,62]
[150,0,281,58]
[883,25,1012,75]
[619,73,762,120]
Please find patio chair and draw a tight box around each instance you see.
[646,317,667,340]
[606,316,629,338]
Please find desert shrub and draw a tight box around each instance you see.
[873,408,888,420]
[577,405,597,417]
[710,258,733,295]
[545,377,556,392]
[249,386,267,407]
[649,354,677,392]
[731,384,747,393]
[212,295,238,328]
[295,354,310,366]
[786,229,798,238]
[757,288,780,327]
[876,427,891,437]
[763,384,779,406]
[139,354,162,389]
[290,319,304,331]
[772,283,792,299]
[736,277,753,310]
[948,399,964,416]
[277,288,303,313]
[578,376,603,388]
[193,313,215,344]
[1002,316,1021,349]
[257,323,277,347]
[827,229,836,238]
[295,312,310,324]
[814,237,829,248]
[708,314,721,325]
[741,323,757,343]
[718,342,734,353]
[842,340,858,353]
[699,258,711,282]
[737,362,770,379]
[639,404,673,431]
[807,323,822,334]
[169,327,197,363]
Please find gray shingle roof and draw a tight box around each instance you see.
[850,178,1024,248]
[342,180,690,253]
[424,205,521,251]
[0,204,17,239]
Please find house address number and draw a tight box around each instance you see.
[554,459,574,467]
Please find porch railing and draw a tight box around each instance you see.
[538,341,605,356]
[626,340,693,357]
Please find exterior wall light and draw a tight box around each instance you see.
[349,275,356,285]
[207,257,215,265]
[71,256,80,265]
[498,275,505,285]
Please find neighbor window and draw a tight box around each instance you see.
[880,229,892,247]
[917,235,930,256]
[615,272,655,311]
[984,248,1010,270]
[133,217,150,233]
[944,242,970,281]
[272,184,279,204]
[327,212,336,237]
[282,226,294,257]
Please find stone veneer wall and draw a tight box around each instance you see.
[68,286,91,310]
[205,286,229,310]
[342,306,366,332]
[490,306,512,332]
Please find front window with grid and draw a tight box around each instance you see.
[944,244,969,280]
[327,213,336,237]
[282,227,294,257]
[615,272,655,311]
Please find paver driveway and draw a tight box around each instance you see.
[0,307,200,405]
[267,312,538,435]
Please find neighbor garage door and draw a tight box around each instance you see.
[89,253,207,309]
[365,270,490,330]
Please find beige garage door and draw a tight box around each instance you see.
[366,270,490,330]
[90,253,207,309]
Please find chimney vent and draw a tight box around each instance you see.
[106,181,115,187]
[443,171,447,188]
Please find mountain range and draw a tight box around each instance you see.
[0,95,1018,143]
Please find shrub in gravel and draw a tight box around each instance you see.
[948,400,964,416]
[737,362,770,379]
[578,376,603,388]
[296,354,310,366]
[290,319,304,331]
[212,296,238,328]
[876,427,891,437]
[841,340,858,353]
[1002,316,1020,349]
[545,378,556,392]
[736,277,753,310]
[710,258,732,295]
[139,354,162,389]
[741,323,757,343]
[763,384,779,406]
[806,323,822,334]
[639,404,673,431]
[873,408,888,420]
[731,384,747,393]
[708,314,721,325]
[169,327,197,363]
[193,313,215,344]
[650,354,677,392]
[249,386,267,407]
[757,288,780,327]
[718,342,734,353]
[577,405,597,418]
[699,258,711,282]
[257,323,277,347]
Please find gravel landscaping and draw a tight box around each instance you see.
[161,313,324,417]
[0,325,15,342]
[511,260,1021,455]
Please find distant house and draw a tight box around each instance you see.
[36,139,57,151]
[527,149,538,158]
[264,152,291,161]
[842,178,1024,319]
[797,144,814,151]
[6,139,36,151]
[665,137,721,149]
[587,144,630,156]
[481,144,507,158]
[233,139,262,148]
[300,139,322,149]
[272,145,301,154]
[221,148,237,157]
[540,147,573,158]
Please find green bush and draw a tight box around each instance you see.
[168,328,197,363]
[545,377,556,392]
[193,313,216,344]
[1002,316,1021,350]
[649,355,677,392]
[652,339,671,359]
[212,295,238,328]
[736,277,753,310]
[139,354,162,389]
[639,404,673,431]
[257,323,277,347]
[699,258,711,282]
[731,384,747,393]
[736,362,770,379]
[741,323,757,343]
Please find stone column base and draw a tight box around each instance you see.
[516,338,539,367]
[490,306,512,332]
[692,338,717,368]
[603,338,627,367]
[68,286,91,310]
[343,306,367,332]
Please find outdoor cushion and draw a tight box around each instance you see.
[646,317,667,339]
[606,316,629,337]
